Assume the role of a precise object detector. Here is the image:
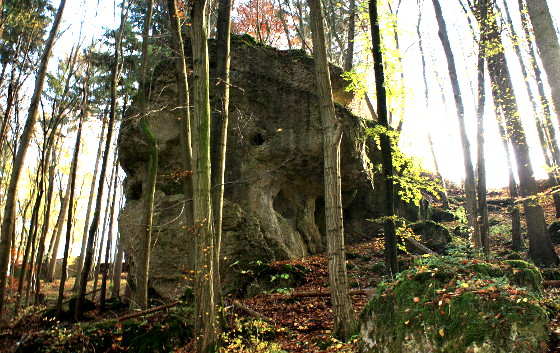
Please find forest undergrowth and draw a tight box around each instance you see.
[3,184,560,353]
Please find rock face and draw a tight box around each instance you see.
[118,37,384,299]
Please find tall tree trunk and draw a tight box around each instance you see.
[524,0,560,119]
[92,159,118,303]
[100,170,119,312]
[475,0,489,258]
[111,228,124,299]
[56,97,86,319]
[33,157,56,304]
[343,0,355,72]
[46,187,71,282]
[517,0,560,168]
[0,0,66,320]
[502,0,560,217]
[191,1,218,351]
[308,0,357,341]
[431,0,479,248]
[484,1,558,265]
[370,0,398,276]
[497,115,523,250]
[14,183,43,315]
[135,0,156,311]
[417,5,449,209]
[211,0,232,314]
[73,113,107,291]
[167,0,195,273]
[75,3,127,321]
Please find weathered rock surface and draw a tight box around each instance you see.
[409,220,452,254]
[118,37,385,299]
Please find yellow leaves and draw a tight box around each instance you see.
[460,282,469,288]
[439,328,445,337]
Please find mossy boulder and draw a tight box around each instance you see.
[359,257,548,353]
[409,221,452,254]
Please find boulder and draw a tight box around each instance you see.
[429,207,455,223]
[409,221,452,254]
[548,221,560,244]
[360,257,548,353]
[118,37,390,299]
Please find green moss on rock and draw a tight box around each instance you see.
[360,256,548,353]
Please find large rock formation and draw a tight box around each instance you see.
[118,36,384,299]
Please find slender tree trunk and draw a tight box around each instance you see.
[192,1,218,351]
[75,3,127,321]
[524,0,560,119]
[33,159,55,304]
[100,171,119,312]
[343,0,355,72]
[501,0,560,217]
[497,115,523,250]
[14,185,43,315]
[475,0,489,258]
[370,0,398,277]
[167,0,195,273]
[308,0,357,341]
[484,1,558,265]
[111,229,124,299]
[417,6,449,209]
[517,0,560,167]
[46,187,71,282]
[0,0,66,320]
[431,0,479,248]
[73,114,107,291]
[135,0,156,311]
[211,0,232,314]
[56,99,86,319]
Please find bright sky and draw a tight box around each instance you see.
[52,0,560,190]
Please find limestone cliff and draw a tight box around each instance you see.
[118,36,384,299]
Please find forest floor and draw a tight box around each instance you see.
[3,185,560,352]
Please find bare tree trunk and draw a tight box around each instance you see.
[343,0,355,72]
[0,0,66,320]
[33,156,55,305]
[167,0,195,273]
[431,0,479,248]
[475,0,489,258]
[308,0,357,341]
[111,227,124,299]
[501,0,560,217]
[46,187,71,282]
[92,159,118,302]
[417,5,449,209]
[211,0,232,314]
[73,113,107,291]
[524,0,560,119]
[192,1,218,351]
[14,182,44,315]
[56,87,87,318]
[135,0,156,311]
[370,0,398,277]
[484,1,558,265]
[100,170,119,312]
[496,115,523,250]
[75,2,127,321]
